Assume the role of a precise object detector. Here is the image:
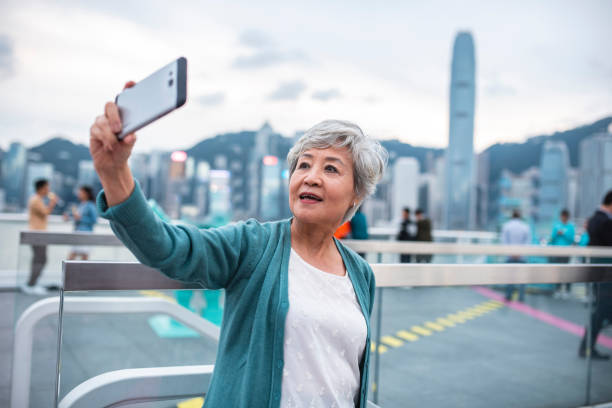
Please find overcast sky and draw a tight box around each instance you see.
[1,0,610,153]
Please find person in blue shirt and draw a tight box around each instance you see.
[65,185,98,260]
[549,209,575,297]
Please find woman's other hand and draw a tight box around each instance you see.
[89,81,137,206]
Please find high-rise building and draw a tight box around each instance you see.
[392,157,419,222]
[578,131,612,219]
[209,170,231,221]
[260,155,282,221]
[498,167,539,226]
[475,151,490,229]
[24,162,54,203]
[2,142,27,209]
[77,160,98,191]
[249,122,275,218]
[538,141,570,234]
[444,32,476,230]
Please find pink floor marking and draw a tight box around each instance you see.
[473,286,612,350]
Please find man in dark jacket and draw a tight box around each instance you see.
[397,207,414,263]
[579,190,612,360]
[415,209,433,263]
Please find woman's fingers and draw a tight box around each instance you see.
[104,101,122,134]
[93,114,116,151]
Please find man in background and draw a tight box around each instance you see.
[415,208,433,263]
[502,209,531,302]
[23,179,58,295]
[579,190,612,360]
[397,207,415,263]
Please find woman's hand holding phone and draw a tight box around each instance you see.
[89,81,137,206]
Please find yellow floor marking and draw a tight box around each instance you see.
[447,313,466,323]
[140,290,177,303]
[473,304,495,312]
[411,325,432,336]
[465,308,486,316]
[372,382,377,392]
[396,330,419,341]
[381,336,404,347]
[370,342,389,354]
[436,317,455,327]
[424,321,445,332]
[177,397,204,408]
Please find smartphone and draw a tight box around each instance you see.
[115,57,187,139]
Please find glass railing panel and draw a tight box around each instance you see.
[56,288,222,406]
[369,284,612,407]
[588,282,612,405]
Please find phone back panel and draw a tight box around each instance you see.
[115,58,186,138]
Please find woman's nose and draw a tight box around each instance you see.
[304,168,322,186]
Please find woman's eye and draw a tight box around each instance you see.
[325,165,338,173]
[298,162,310,169]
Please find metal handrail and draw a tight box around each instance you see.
[63,261,612,291]
[19,231,122,246]
[19,230,612,257]
[343,239,612,257]
[58,365,215,408]
[11,296,220,408]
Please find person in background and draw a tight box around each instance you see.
[23,179,58,295]
[397,207,414,263]
[579,190,612,360]
[350,205,368,259]
[549,209,575,298]
[414,208,433,263]
[502,209,531,302]
[64,185,98,260]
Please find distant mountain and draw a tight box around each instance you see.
[24,115,612,186]
[29,137,91,179]
[484,116,612,182]
[380,140,444,172]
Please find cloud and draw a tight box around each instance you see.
[197,92,225,106]
[233,29,307,69]
[484,81,517,97]
[268,80,306,101]
[233,49,306,69]
[312,88,342,101]
[239,29,272,49]
[0,34,14,77]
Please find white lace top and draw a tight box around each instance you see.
[280,249,367,407]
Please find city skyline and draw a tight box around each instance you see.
[1,1,611,153]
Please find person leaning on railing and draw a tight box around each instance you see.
[89,91,388,408]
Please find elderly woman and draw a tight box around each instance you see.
[90,98,387,407]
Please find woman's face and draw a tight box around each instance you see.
[77,189,87,202]
[289,146,357,228]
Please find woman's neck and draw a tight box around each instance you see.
[290,218,337,259]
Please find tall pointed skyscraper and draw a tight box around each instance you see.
[444,32,476,230]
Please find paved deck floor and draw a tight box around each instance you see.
[1,286,611,408]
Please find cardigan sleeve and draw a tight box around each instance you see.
[96,181,256,289]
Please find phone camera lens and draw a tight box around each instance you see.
[168,79,174,87]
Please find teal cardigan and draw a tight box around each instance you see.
[97,182,375,408]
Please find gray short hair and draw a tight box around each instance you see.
[287,119,388,223]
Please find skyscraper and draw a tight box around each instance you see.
[578,131,612,219]
[2,142,27,209]
[444,32,476,230]
[538,141,570,234]
[392,157,419,221]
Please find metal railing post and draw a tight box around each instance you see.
[373,252,383,404]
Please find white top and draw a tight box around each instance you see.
[280,249,367,408]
